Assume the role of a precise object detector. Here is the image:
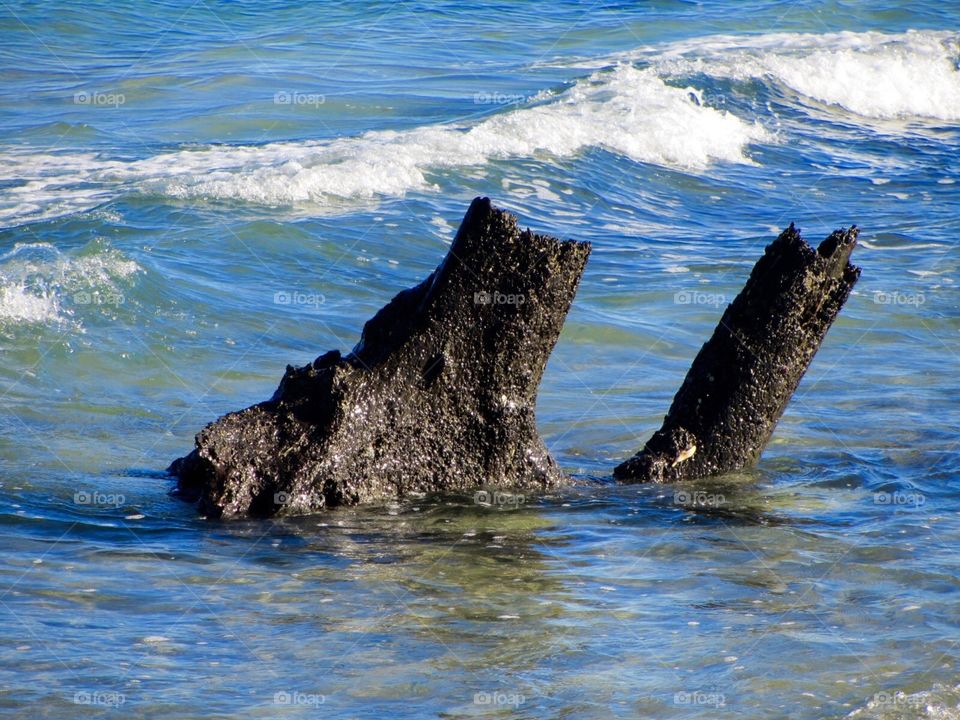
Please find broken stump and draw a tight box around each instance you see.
[170,197,591,517]
[614,224,860,483]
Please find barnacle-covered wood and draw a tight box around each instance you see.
[170,197,591,517]
[614,224,860,483]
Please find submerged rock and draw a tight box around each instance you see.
[614,223,861,483]
[170,197,591,517]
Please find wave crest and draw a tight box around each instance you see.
[0,241,140,326]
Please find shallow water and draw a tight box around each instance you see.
[1,1,959,717]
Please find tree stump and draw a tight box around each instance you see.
[170,197,591,517]
[614,224,860,483]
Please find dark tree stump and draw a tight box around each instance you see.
[170,197,591,517]
[614,224,861,483]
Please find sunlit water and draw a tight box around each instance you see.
[1,1,959,717]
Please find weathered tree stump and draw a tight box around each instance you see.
[614,224,860,483]
[170,197,591,517]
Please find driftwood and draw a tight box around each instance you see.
[614,224,860,483]
[171,197,591,517]
[170,197,861,517]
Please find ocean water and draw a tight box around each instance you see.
[1,1,959,717]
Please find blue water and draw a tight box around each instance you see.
[2,1,960,717]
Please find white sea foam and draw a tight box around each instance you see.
[0,64,766,225]
[651,30,960,121]
[145,64,768,204]
[2,30,955,226]
[0,283,60,324]
[0,242,140,325]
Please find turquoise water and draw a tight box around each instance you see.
[2,1,960,717]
